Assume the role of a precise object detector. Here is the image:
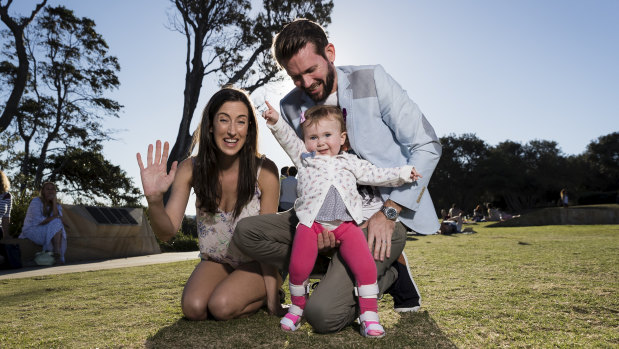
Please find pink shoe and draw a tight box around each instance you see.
[359,311,385,338]
[280,280,309,332]
[280,304,303,331]
[355,282,385,338]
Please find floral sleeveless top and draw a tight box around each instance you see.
[196,156,263,268]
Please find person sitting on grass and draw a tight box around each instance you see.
[19,182,69,264]
[472,204,484,222]
[263,103,421,338]
[439,213,464,234]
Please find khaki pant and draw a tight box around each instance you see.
[233,209,406,333]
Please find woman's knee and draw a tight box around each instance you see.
[181,296,208,321]
[207,293,239,321]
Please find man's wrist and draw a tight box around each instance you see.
[383,200,402,214]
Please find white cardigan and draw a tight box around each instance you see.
[268,117,414,227]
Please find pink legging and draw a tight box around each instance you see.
[289,221,377,288]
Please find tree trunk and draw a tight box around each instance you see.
[165,57,205,203]
[0,0,47,133]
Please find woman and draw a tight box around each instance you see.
[19,182,68,264]
[1,170,11,239]
[136,87,281,321]
[472,204,484,222]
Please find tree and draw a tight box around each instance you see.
[431,133,489,213]
[0,5,140,206]
[166,0,333,180]
[0,0,47,133]
[48,147,142,206]
[583,132,619,192]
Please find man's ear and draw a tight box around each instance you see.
[325,43,335,63]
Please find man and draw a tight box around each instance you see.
[278,166,298,211]
[279,166,289,181]
[234,19,441,333]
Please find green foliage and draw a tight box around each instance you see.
[583,131,619,192]
[165,0,334,172]
[431,132,619,214]
[49,147,141,206]
[158,231,198,252]
[181,215,197,238]
[0,5,140,207]
[157,216,198,252]
[7,190,36,237]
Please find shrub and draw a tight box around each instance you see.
[158,231,199,252]
[156,215,199,252]
[8,190,36,238]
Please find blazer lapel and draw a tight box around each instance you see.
[336,67,352,111]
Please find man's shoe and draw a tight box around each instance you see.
[387,252,421,312]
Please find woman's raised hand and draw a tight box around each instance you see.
[136,140,178,202]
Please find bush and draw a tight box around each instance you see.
[578,191,619,205]
[158,231,199,252]
[156,215,199,252]
[181,215,197,238]
[8,190,36,238]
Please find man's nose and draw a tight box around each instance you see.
[301,75,313,88]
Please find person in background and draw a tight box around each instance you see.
[279,166,289,181]
[439,213,464,234]
[278,166,298,212]
[19,182,68,264]
[0,170,11,239]
[448,203,462,218]
[472,204,484,222]
[560,188,569,208]
[440,208,449,221]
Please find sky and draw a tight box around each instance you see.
[5,0,619,214]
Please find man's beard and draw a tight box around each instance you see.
[305,62,335,103]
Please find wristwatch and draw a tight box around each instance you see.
[380,205,399,221]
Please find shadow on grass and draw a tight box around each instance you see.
[146,310,456,348]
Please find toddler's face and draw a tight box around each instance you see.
[303,115,346,156]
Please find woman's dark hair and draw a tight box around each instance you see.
[190,87,259,218]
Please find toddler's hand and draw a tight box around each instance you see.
[262,100,279,125]
[410,167,422,181]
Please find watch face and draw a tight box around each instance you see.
[383,206,398,220]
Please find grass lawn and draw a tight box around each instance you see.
[1,223,617,348]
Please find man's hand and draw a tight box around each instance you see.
[360,211,395,261]
[317,228,340,254]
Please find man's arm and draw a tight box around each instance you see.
[361,65,442,258]
[374,64,442,212]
